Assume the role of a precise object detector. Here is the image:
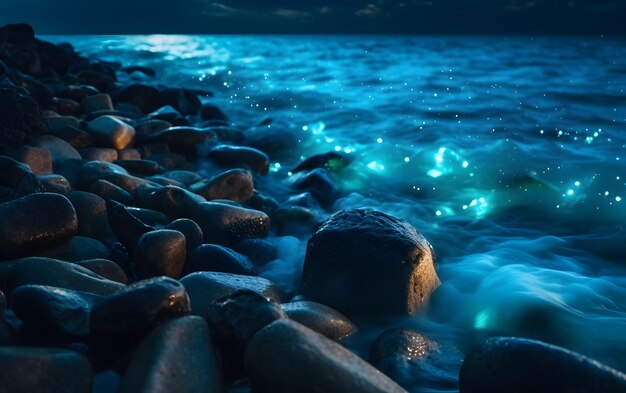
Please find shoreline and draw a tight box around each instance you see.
[2,22,626,393]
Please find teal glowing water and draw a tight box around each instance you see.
[50,35,626,392]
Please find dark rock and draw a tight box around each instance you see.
[82,93,113,113]
[68,191,114,242]
[300,209,440,316]
[143,126,216,150]
[233,238,278,267]
[114,159,161,176]
[90,277,190,341]
[248,190,279,214]
[9,145,52,174]
[0,87,47,154]
[281,301,356,340]
[53,126,94,148]
[0,155,44,202]
[200,102,228,121]
[271,206,318,237]
[208,126,244,144]
[208,145,269,174]
[41,235,111,262]
[51,158,84,186]
[125,207,169,226]
[117,148,141,161]
[8,257,124,295]
[107,200,154,254]
[134,119,171,141]
[146,151,191,170]
[114,83,160,113]
[207,290,286,380]
[292,151,350,174]
[0,193,77,260]
[120,66,156,77]
[135,185,205,219]
[53,97,81,115]
[148,105,189,126]
[245,320,407,393]
[157,88,202,115]
[134,230,186,279]
[286,192,320,209]
[120,316,223,393]
[79,161,154,194]
[75,259,128,284]
[10,284,96,340]
[93,370,122,393]
[86,116,136,150]
[190,202,270,246]
[181,272,285,315]
[58,84,100,101]
[45,115,81,132]
[32,134,81,160]
[145,175,183,187]
[90,179,134,205]
[139,143,169,158]
[39,173,73,195]
[188,244,257,276]
[0,347,92,393]
[76,70,115,93]
[459,337,626,393]
[78,147,118,162]
[162,170,203,187]
[190,169,254,203]
[166,219,203,256]
[292,168,340,209]
[370,328,434,378]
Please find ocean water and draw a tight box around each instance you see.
[49,35,626,392]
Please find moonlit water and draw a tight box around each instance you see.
[50,35,626,392]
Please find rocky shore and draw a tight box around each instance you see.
[1,23,626,392]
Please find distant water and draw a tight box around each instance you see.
[49,35,626,392]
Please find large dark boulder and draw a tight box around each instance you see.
[245,320,407,393]
[120,316,223,393]
[459,337,626,393]
[181,272,285,315]
[0,193,77,260]
[300,209,440,316]
[0,347,92,393]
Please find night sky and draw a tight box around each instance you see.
[1,0,624,34]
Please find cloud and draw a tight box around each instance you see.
[356,3,381,17]
[202,2,250,16]
[273,8,311,18]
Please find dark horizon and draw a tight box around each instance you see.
[1,0,625,35]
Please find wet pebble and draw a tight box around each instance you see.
[134,229,186,279]
[281,301,356,340]
[189,168,254,203]
[188,244,257,276]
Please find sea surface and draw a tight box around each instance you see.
[48,35,626,392]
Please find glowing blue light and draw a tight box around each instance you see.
[474,310,491,329]
[404,157,410,163]
[427,169,443,178]
[567,189,574,196]
[334,145,342,151]
[574,181,580,187]
[462,160,469,168]
[302,125,308,131]
[617,196,622,202]
[367,161,385,171]
[435,147,446,164]
[435,210,442,216]
[376,137,383,143]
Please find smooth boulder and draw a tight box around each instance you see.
[181,272,284,315]
[189,168,254,203]
[134,230,186,279]
[281,301,356,340]
[188,244,257,276]
[300,208,440,316]
[0,347,92,393]
[190,202,270,246]
[0,193,77,260]
[459,337,626,393]
[87,115,136,150]
[120,316,223,393]
[245,320,407,393]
